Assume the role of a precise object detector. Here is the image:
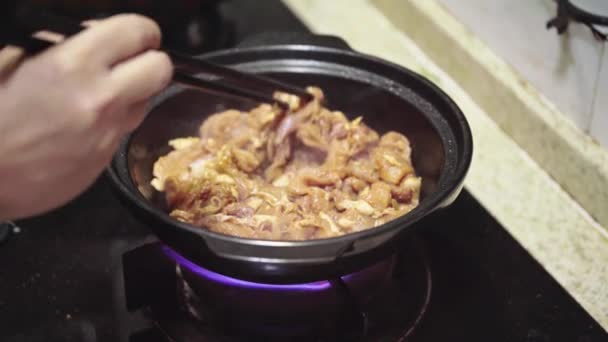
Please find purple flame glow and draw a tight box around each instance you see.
[163,246,333,291]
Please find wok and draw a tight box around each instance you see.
[107,35,473,284]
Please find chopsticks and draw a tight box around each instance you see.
[170,53,313,102]
[1,7,313,108]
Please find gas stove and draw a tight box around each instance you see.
[120,237,430,341]
[0,1,606,341]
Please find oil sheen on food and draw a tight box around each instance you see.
[151,87,421,240]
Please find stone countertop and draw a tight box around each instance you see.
[373,0,608,234]
[283,0,608,331]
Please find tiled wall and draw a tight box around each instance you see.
[591,47,607,147]
[438,0,607,147]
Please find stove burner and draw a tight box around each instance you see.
[167,246,395,338]
[122,237,432,341]
[165,246,335,291]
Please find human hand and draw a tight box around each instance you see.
[0,14,173,220]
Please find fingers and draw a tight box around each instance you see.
[109,49,173,105]
[58,14,162,66]
[107,49,171,133]
[25,14,169,136]
[0,46,26,80]
[122,99,150,132]
[95,100,146,160]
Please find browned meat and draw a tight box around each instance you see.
[151,86,421,240]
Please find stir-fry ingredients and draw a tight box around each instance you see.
[151,87,421,240]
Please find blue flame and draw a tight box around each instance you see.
[163,246,333,291]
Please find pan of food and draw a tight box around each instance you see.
[107,35,473,283]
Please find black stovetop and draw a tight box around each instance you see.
[0,1,606,341]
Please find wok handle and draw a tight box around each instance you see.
[437,178,467,209]
[237,32,354,51]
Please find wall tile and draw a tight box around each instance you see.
[590,46,608,147]
[438,0,605,132]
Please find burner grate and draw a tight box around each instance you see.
[121,237,431,341]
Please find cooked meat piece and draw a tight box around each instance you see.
[297,168,341,187]
[391,175,422,203]
[347,159,379,183]
[344,177,367,193]
[151,86,421,240]
[232,148,261,173]
[362,182,392,209]
[295,187,331,213]
[223,202,255,218]
[199,110,245,143]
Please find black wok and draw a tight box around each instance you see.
[107,35,473,284]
